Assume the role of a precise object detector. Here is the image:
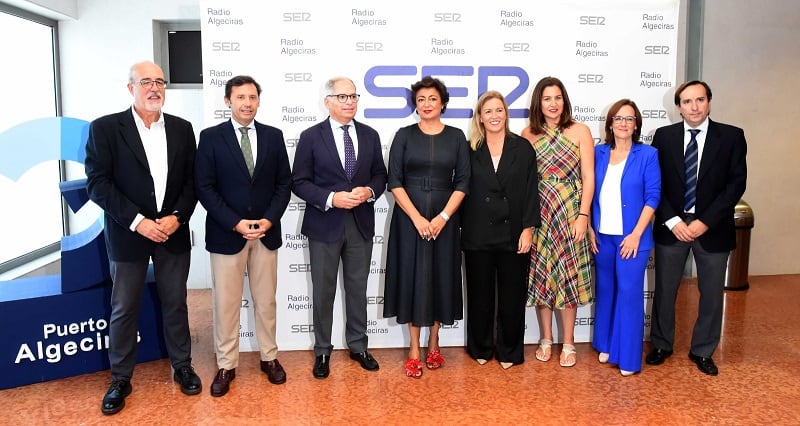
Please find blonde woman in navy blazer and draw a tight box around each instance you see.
[588,99,660,376]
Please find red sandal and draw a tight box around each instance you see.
[426,349,445,370]
[405,358,423,378]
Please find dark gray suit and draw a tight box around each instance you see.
[85,108,197,380]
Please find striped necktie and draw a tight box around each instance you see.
[684,129,700,211]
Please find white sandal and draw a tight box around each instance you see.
[560,344,577,367]
[598,352,609,364]
[536,339,553,362]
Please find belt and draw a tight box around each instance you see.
[404,176,453,192]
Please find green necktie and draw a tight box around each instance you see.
[239,127,254,176]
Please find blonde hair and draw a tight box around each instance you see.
[468,91,510,150]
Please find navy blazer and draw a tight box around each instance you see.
[85,109,197,262]
[195,120,291,254]
[651,120,747,252]
[461,133,541,251]
[591,143,661,251]
[291,117,387,243]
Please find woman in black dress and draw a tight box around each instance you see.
[384,76,470,378]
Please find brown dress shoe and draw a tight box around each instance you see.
[261,359,287,384]
[210,368,235,397]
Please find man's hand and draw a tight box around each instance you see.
[234,219,265,240]
[332,191,362,209]
[136,218,169,242]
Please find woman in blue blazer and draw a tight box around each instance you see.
[589,99,660,376]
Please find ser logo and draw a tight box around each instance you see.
[440,320,460,329]
[503,43,530,52]
[364,65,530,119]
[284,73,312,82]
[212,42,240,52]
[286,201,305,211]
[575,317,595,326]
[366,296,385,305]
[356,42,383,52]
[290,324,314,333]
[578,73,604,83]
[642,109,667,119]
[288,263,311,272]
[283,12,311,22]
[434,12,461,22]
[579,16,606,25]
[373,235,384,244]
[285,138,299,149]
[644,45,670,55]
[213,109,232,120]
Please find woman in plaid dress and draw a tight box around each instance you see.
[521,77,595,367]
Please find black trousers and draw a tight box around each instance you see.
[464,249,529,364]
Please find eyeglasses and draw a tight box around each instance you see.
[327,93,360,103]
[134,79,167,89]
[612,116,636,123]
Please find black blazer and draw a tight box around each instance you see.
[652,120,747,252]
[461,133,541,251]
[195,120,291,254]
[291,118,387,243]
[85,108,197,262]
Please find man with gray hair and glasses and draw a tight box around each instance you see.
[85,61,201,415]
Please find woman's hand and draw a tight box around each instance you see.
[429,215,447,240]
[517,228,533,254]
[619,233,641,259]
[412,216,433,240]
[573,215,589,243]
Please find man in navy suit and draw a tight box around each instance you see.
[646,80,747,376]
[291,77,387,378]
[85,61,201,415]
[195,76,291,396]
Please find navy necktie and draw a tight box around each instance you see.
[342,124,356,180]
[684,129,701,211]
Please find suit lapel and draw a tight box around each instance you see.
[352,120,369,178]
[164,114,178,185]
[252,122,269,177]
[698,120,721,181]
[119,110,150,172]
[667,123,686,180]
[223,121,252,179]
[595,145,610,185]
[493,136,517,187]
[323,118,347,178]
[621,144,638,180]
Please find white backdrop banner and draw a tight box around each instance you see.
[199,0,680,350]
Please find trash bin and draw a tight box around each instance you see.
[724,199,754,290]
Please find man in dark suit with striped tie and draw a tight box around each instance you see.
[646,80,747,376]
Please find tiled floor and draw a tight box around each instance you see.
[1,275,799,425]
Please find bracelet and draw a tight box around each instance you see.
[578,213,589,218]
[439,211,450,222]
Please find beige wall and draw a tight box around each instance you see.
[701,0,800,275]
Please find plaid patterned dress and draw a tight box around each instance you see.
[527,127,593,309]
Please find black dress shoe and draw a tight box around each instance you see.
[173,365,202,395]
[101,379,132,415]
[689,353,719,376]
[645,348,673,365]
[350,350,379,371]
[261,359,287,384]
[313,354,330,379]
[210,368,235,397]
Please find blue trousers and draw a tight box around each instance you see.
[592,233,649,372]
